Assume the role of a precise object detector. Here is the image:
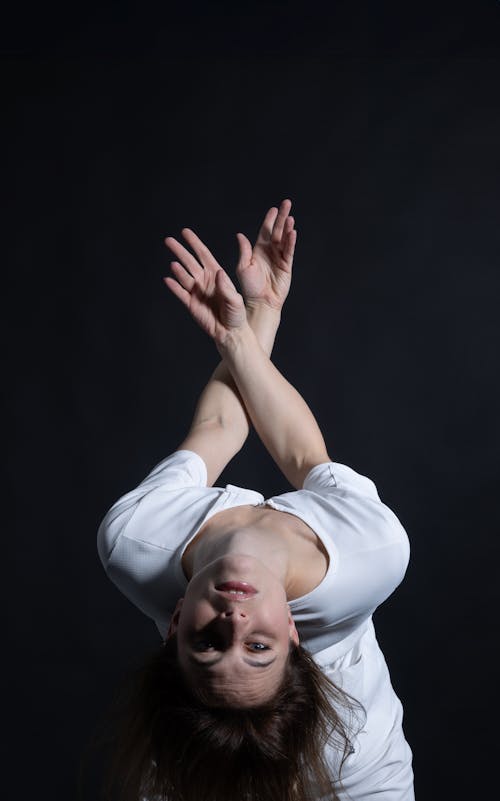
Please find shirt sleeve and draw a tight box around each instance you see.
[299,461,410,625]
[97,449,207,568]
[303,460,381,500]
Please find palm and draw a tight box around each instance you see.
[242,240,290,300]
[183,272,226,341]
[236,199,297,311]
[164,228,246,345]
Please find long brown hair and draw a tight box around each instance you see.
[89,634,365,801]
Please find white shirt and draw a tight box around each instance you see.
[97,450,415,799]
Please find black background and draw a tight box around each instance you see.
[4,2,500,799]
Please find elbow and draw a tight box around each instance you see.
[96,517,113,571]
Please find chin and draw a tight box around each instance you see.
[217,553,264,571]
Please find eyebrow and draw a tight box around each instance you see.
[189,654,277,669]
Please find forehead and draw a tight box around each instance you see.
[181,649,288,699]
[189,662,285,706]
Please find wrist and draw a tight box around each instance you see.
[216,320,256,360]
[245,298,283,320]
[246,302,281,356]
[247,303,281,331]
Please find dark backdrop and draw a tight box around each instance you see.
[4,2,500,799]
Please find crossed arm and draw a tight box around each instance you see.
[164,200,331,489]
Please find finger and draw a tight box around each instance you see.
[215,271,246,328]
[271,198,292,244]
[164,235,203,279]
[163,275,192,308]
[256,206,279,243]
[235,232,253,270]
[180,228,222,275]
[216,267,239,297]
[170,260,195,291]
[281,216,296,264]
[282,228,297,266]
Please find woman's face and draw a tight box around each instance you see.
[167,553,299,707]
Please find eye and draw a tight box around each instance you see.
[194,640,216,652]
[194,640,271,653]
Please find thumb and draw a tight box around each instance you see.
[216,268,239,299]
[215,269,245,329]
[235,232,252,272]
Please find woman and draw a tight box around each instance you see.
[97,199,415,800]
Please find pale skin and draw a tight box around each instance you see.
[163,200,331,707]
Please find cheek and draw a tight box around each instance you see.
[180,598,213,631]
[261,600,290,631]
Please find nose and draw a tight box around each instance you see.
[217,608,250,629]
[214,609,251,645]
[220,607,247,620]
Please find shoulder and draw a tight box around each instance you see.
[302,461,381,501]
[271,460,409,561]
[96,451,216,569]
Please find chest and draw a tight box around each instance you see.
[183,503,329,600]
[280,510,330,600]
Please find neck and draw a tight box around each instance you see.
[182,505,295,592]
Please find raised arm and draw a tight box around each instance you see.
[164,204,330,489]
[164,200,297,486]
[217,322,330,489]
[172,305,280,487]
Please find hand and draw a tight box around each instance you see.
[163,228,247,346]
[235,198,297,312]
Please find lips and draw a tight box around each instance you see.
[215,581,258,600]
[216,590,257,601]
[215,581,258,594]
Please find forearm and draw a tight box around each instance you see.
[189,307,281,428]
[178,305,281,476]
[217,323,329,489]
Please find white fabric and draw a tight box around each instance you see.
[97,449,414,799]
